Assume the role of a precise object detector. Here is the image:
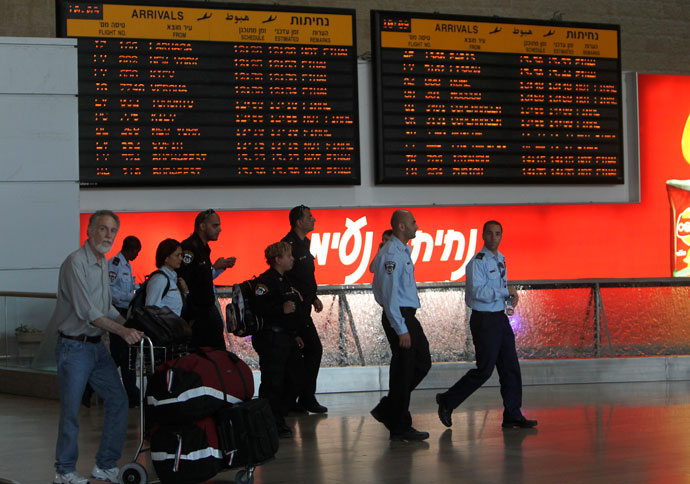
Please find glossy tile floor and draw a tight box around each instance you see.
[3,382,690,484]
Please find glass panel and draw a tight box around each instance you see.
[0,296,57,369]
[418,288,469,362]
[514,288,597,359]
[222,286,599,367]
[0,296,7,368]
[601,286,690,356]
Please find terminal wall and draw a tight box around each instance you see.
[1,0,689,75]
[0,38,79,292]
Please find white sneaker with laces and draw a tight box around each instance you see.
[53,471,90,484]
[90,465,119,483]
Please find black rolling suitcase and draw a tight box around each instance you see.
[150,417,228,484]
[216,398,280,468]
[149,400,279,484]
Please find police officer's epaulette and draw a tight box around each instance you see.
[475,253,485,260]
[112,257,120,266]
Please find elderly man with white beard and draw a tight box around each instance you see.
[52,210,144,484]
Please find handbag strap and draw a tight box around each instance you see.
[195,348,250,402]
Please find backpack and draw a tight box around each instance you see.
[127,270,170,319]
[225,278,264,337]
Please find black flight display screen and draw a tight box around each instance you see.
[58,0,359,186]
[372,11,623,184]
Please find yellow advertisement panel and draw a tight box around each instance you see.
[66,3,353,46]
[381,18,618,58]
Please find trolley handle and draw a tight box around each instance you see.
[139,335,156,373]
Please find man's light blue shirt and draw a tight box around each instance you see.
[465,247,510,312]
[108,252,136,309]
[372,235,421,335]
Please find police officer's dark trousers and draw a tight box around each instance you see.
[185,303,225,349]
[297,309,323,406]
[443,310,523,419]
[379,308,431,434]
[252,329,304,426]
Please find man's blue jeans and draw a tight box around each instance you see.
[55,338,128,474]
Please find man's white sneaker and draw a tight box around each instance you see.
[90,465,119,483]
[53,471,90,484]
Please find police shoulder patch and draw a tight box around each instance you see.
[112,257,120,266]
[475,253,485,260]
[384,261,396,274]
[182,250,194,265]
[109,271,117,282]
[254,284,268,296]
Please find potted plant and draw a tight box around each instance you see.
[15,324,45,358]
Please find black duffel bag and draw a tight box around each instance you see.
[126,306,192,346]
[146,348,254,425]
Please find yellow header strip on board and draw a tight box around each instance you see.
[66,4,353,46]
[381,18,618,58]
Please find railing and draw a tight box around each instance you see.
[2,278,690,372]
[217,278,690,369]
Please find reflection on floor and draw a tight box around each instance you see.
[3,382,690,484]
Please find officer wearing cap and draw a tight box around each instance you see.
[370,209,431,442]
[436,220,537,429]
[178,209,236,348]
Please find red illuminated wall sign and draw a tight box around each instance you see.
[80,74,690,284]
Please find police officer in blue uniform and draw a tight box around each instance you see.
[436,220,537,429]
[109,236,141,311]
[371,209,431,441]
[107,235,141,407]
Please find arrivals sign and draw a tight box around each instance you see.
[58,0,360,186]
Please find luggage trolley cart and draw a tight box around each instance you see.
[118,336,155,484]
[118,338,262,484]
[119,336,189,484]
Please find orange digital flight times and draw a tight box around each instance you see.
[372,10,623,184]
[58,0,360,186]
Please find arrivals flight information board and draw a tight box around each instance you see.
[58,1,359,186]
[372,11,623,184]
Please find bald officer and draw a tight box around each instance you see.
[370,209,431,441]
